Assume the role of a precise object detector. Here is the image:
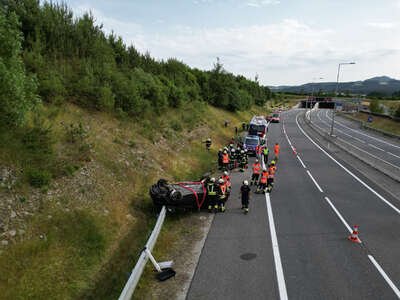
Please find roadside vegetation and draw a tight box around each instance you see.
[0,1,274,299]
[343,112,400,136]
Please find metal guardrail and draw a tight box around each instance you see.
[119,206,167,300]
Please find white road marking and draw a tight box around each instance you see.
[297,155,307,168]
[317,111,366,143]
[368,255,400,299]
[265,193,288,300]
[325,110,400,150]
[295,113,400,215]
[324,197,353,233]
[368,143,385,152]
[388,152,400,159]
[306,170,324,192]
[337,137,400,170]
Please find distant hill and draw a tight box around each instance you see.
[272,76,400,96]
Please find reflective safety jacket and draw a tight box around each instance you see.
[222,153,229,163]
[263,147,269,155]
[274,144,280,154]
[260,171,268,184]
[218,184,227,199]
[222,175,231,188]
[256,145,262,155]
[269,165,277,174]
[252,163,261,174]
[207,183,217,196]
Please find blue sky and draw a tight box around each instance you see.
[63,0,400,85]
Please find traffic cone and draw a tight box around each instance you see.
[348,225,362,243]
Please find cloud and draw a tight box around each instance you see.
[367,22,396,29]
[246,0,281,7]
[68,4,400,84]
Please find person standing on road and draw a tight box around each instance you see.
[206,178,218,212]
[251,159,261,185]
[274,143,280,160]
[222,150,230,171]
[217,178,227,212]
[257,168,269,193]
[240,180,251,213]
[262,146,269,165]
[267,164,275,193]
[222,171,231,192]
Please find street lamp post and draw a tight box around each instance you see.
[330,62,355,136]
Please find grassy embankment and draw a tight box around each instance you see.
[0,101,267,299]
[343,111,400,136]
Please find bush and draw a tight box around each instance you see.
[170,119,182,132]
[27,168,51,187]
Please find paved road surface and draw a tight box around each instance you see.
[311,109,400,168]
[187,109,400,299]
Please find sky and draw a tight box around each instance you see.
[61,0,400,85]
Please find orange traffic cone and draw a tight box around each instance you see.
[348,225,362,243]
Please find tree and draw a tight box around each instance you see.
[369,99,383,114]
[0,10,38,126]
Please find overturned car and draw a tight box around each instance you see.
[150,178,208,211]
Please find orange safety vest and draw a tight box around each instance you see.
[252,163,261,174]
[222,175,231,187]
[260,171,268,183]
[256,145,262,155]
[269,165,277,174]
[222,153,229,163]
[274,144,280,154]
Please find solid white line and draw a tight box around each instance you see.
[388,152,400,159]
[295,113,400,215]
[306,170,324,192]
[318,111,367,143]
[265,193,288,300]
[368,143,385,152]
[297,155,307,168]
[338,137,400,170]
[324,197,353,233]
[368,255,400,298]
[325,110,400,150]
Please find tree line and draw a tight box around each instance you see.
[0,0,271,128]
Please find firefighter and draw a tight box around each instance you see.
[240,180,251,213]
[270,160,277,173]
[263,146,269,165]
[257,168,269,193]
[230,148,236,169]
[239,150,247,172]
[222,171,231,192]
[203,138,212,151]
[222,150,230,171]
[207,177,218,212]
[218,149,223,169]
[267,164,275,193]
[217,178,227,212]
[251,159,261,185]
[255,144,261,160]
[274,143,280,160]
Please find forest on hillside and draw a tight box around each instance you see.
[0,0,271,128]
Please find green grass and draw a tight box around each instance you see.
[345,112,400,136]
[0,209,108,299]
[0,101,268,299]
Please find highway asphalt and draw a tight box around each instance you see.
[311,109,400,168]
[187,109,400,299]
